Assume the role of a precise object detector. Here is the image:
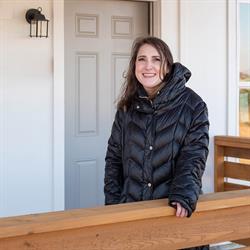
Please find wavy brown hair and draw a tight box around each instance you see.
[117,36,174,110]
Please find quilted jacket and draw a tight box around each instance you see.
[104,62,209,217]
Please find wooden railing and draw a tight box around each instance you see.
[214,135,250,248]
[0,189,250,250]
[214,136,250,192]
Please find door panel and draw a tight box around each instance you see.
[65,0,149,209]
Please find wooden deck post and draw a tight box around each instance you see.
[214,141,225,192]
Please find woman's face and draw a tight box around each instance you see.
[135,44,166,95]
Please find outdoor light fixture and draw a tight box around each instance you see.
[25,7,49,38]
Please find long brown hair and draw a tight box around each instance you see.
[117,36,174,110]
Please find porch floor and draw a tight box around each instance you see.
[211,242,245,250]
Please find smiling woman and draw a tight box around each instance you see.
[104,36,210,250]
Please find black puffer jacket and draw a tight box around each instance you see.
[104,63,209,217]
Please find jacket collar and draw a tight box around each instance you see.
[134,63,191,112]
[139,63,190,99]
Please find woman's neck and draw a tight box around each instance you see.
[146,81,166,100]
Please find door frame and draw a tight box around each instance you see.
[52,0,162,210]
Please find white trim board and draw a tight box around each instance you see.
[52,0,65,211]
[227,0,238,136]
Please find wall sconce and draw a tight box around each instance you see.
[25,7,49,38]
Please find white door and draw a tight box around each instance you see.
[65,0,149,209]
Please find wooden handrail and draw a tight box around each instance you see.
[215,136,250,148]
[214,135,250,192]
[0,190,250,249]
[1,189,250,239]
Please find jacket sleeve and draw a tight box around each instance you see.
[168,101,209,217]
[104,109,124,205]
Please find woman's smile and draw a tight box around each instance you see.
[142,73,156,77]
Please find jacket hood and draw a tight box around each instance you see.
[159,62,191,102]
[170,62,191,83]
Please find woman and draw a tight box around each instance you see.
[104,36,209,248]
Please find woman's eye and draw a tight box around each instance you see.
[137,58,145,61]
[154,58,161,61]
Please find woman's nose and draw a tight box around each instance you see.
[145,61,153,69]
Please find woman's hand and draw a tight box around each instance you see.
[171,202,188,217]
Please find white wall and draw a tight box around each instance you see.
[0,0,56,217]
[161,0,228,193]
